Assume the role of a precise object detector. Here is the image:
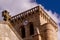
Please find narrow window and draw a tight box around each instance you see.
[29,22,34,35]
[21,26,25,38]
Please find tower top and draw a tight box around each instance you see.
[2,6,58,30]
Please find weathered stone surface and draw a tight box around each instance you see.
[0,21,21,40]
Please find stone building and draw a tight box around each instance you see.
[0,6,58,40]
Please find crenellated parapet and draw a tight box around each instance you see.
[10,6,39,21]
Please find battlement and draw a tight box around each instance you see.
[11,6,39,20]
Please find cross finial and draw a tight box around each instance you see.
[2,10,11,21]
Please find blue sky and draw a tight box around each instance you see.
[36,0,60,15]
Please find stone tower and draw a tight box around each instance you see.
[2,6,58,40]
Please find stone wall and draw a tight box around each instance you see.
[0,21,21,40]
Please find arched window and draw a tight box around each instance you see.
[29,22,34,35]
[21,26,25,38]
